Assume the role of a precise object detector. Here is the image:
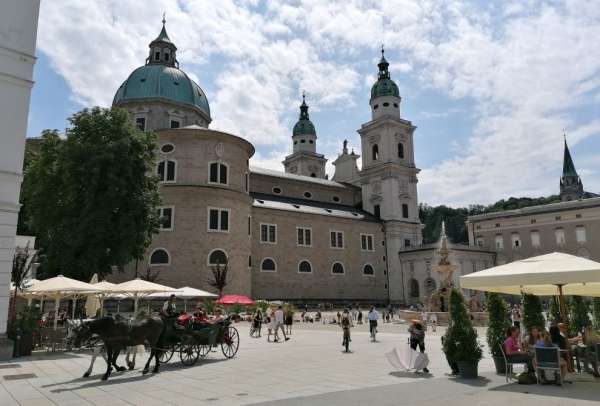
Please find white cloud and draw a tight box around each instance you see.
[37,0,600,207]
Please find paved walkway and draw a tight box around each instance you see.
[0,322,598,405]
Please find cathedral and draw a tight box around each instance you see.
[107,21,502,304]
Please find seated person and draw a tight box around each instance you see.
[584,326,600,376]
[504,326,534,371]
[534,331,568,380]
[192,308,210,323]
[524,326,542,353]
[549,325,567,350]
[176,312,192,328]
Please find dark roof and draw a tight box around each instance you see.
[562,139,578,178]
[251,192,380,222]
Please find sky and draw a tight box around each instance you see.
[28,0,600,207]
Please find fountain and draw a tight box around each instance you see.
[428,222,456,312]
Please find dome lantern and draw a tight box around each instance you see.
[370,46,400,100]
[292,92,316,137]
[146,14,178,68]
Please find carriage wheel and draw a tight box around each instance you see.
[159,346,175,363]
[197,344,211,358]
[221,326,240,358]
[180,342,199,366]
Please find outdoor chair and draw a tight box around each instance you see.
[500,344,529,382]
[534,347,562,385]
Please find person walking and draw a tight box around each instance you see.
[274,306,289,342]
[368,307,379,342]
[408,320,429,373]
[357,309,363,325]
[421,310,428,331]
[341,308,353,352]
[285,309,293,335]
[430,312,437,332]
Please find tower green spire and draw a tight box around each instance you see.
[560,135,584,201]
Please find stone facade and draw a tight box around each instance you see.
[0,0,40,351]
[467,197,600,263]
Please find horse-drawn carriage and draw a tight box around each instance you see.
[159,315,240,366]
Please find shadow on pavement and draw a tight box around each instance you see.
[446,375,492,387]
[490,379,600,402]
[389,371,433,379]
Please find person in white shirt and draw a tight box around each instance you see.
[421,311,428,331]
[274,306,289,342]
[368,307,379,341]
[162,295,177,316]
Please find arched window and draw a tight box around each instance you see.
[149,248,170,266]
[424,277,436,295]
[157,160,176,182]
[409,278,420,298]
[298,260,312,273]
[372,144,379,160]
[398,143,404,159]
[261,258,276,272]
[208,249,228,266]
[363,264,374,276]
[332,262,345,275]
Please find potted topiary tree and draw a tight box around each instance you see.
[570,296,591,335]
[522,294,545,333]
[15,306,40,356]
[486,293,511,373]
[442,288,482,379]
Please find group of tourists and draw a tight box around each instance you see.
[251,306,292,343]
[503,322,600,382]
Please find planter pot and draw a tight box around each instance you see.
[18,333,33,357]
[492,355,506,374]
[457,360,479,379]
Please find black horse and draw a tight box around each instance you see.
[74,316,165,380]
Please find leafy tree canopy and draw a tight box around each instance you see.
[420,195,562,244]
[20,107,160,280]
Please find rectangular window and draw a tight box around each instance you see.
[531,231,540,248]
[297,227,312,247]
[495,235,504,250]
[157,207,174,231]
[135,117,146,131]
[245,173,249,192]
[555,229,565,245]
[208,162,229,185]
[511,233,521,249]
[247,216,251,236]
[170,120,180,129]
[402,204,409,219]
[576,226,586,243]
[260,223,277,244]
[374,204,381,219]
[330,231,344,249]
[361,234,374,251]
[404,239,411,247]
[208,208,229,232]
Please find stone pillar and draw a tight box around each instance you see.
[0,0,40,359]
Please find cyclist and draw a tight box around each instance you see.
[368,307,380,342]
[341,308,353,352]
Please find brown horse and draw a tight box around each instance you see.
[74,316,165,380]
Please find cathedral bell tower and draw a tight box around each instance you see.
[358,48,423,303]
[283,94,327,178]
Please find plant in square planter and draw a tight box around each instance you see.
[15,306,40,356]
[442,289,482,379]
[486,293,511,374]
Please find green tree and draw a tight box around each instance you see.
[570,296,591,335]
[486,293,511,357]
[522,294,545,333]
[549,296,561,324]
[593,298,600,330]
[443,288,482,363]
[21,107,160,280]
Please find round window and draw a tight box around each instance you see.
[383,102,390,107]
[304,191,312,199]
[160,144,175,154]
[332,196,340,203]
[272,187,282,194]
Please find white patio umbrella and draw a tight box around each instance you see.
[85,274,101,317]
[149,286,217,311]
[460,252,600,322]
[24,275,101,330]
[108,279,177,314]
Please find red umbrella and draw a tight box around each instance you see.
[215,294,255,305]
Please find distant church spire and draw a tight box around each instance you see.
[560,135,584,201]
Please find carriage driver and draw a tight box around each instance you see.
[162,294,177,316]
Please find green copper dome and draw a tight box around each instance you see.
[112,20,210,120]
[292,96,316,136]
[112,65,210,118]
[370,48,400,100]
